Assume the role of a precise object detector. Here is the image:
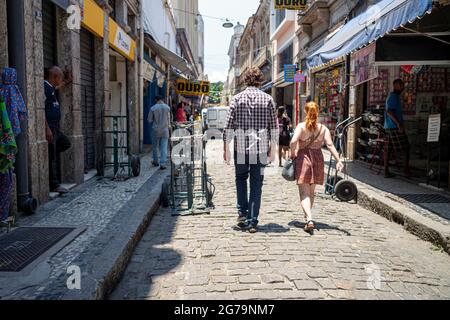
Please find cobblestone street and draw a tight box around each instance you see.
[111,141,450,300]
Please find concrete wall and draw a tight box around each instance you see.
[143,0,178,53]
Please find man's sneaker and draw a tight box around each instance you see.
[160,166,167,170]
[152,161,159,167]
[247,225,258,234]
[237,215,247,228]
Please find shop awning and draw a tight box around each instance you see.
[145,35,194,77]
[260,82,273,92]
[307,0,433,69]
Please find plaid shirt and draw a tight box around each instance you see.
[224,87,278,155]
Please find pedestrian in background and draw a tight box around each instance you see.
[277,106,292,167]
[224,67,278,233]
[149,96,171,170]
[290,101,343,234]
[44,66,72,194]
[175,102,187,123]
[384,79,411,178]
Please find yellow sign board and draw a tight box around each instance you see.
[109,18,136,62]
[274,0,308,10]
[81,0,104,38]
[176,79,210,96]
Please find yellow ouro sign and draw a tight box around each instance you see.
[275,0,308,10]
[176,79,210,96]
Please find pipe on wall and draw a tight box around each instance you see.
[6,0,38,214]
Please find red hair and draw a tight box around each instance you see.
[305,102,319,131]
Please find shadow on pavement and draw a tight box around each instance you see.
[288,220,352,236]
[231,223,290,234]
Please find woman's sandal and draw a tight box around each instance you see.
[304,220,315,234]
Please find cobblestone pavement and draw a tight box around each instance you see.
[111,142,450,300]
[0,154,159,299]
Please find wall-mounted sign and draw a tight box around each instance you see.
[143,61,156,81]
[109,18,136,61]
[81,0,104,38]
[351,42,378,86]
[275,0,308,10]
[176,79,210,96]
[284,64,297,83]
[427,114,441,143]
[294,72,306,83]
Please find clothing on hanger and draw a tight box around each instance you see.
[0,67,28,136]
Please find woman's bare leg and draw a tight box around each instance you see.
[310,184,317,209]
[298,184,313,222]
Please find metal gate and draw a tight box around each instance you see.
[42,0,57,69]
[80,28,96,171]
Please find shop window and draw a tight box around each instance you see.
[278,43,293,74]
[275,9,286,29]
[109,0,116,19]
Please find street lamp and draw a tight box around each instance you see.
[222,19,234,28]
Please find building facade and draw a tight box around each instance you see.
[270,0,300,124]
[223,22,244,105]
[172,0,205,78]
[0,0,142,217]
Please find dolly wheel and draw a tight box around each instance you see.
[161,181,170,208]
[334,180,358,202]
[131,155,141,177]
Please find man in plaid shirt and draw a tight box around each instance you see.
[223,67,278,233]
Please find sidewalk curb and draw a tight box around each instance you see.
[37,171,169,300]
[357,186,450,256]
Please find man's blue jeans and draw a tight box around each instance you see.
[235,161,265,226]
[152,134,169,166]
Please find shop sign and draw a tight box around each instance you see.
[143,61,156,81]
[81,0,104,38]
[294,72,305,83]
[351,42,378,86]
[176,79,210,96]
[275,0,308,10]
[427,114,441,143]
[284,64,297,83]
[109,18,136,62]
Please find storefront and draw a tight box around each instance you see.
[311,62,346,134]
[307,0,450,190]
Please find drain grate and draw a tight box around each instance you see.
[0,227,76,272]
[394,194,450,204]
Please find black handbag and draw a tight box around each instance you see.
[282,159,296,181]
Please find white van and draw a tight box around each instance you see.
[207,106,229,131]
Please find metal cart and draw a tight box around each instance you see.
[325,117,362,202]
[97,95,141,180]
[161,121,215,216]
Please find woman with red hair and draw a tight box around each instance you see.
[290,102,343,234]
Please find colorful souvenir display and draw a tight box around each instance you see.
[368,69,389,106]
[417,67,446,93]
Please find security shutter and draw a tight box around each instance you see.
[42,0,57,69]
[80,28,96,171]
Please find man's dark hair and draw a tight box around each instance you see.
[155,96,162,102]
[243,67,265,87]
[306,95,312,103]
[393,79,404,86]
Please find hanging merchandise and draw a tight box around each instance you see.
[0,96,17,173]
[400,68,417,116]
[0,169,13,221]
[0,68,28,136]
[0,96,17,222]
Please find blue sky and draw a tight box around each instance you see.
[199,0,261,83]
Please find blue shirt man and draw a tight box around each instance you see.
[385,91,404,129]
[384,78,410,178]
